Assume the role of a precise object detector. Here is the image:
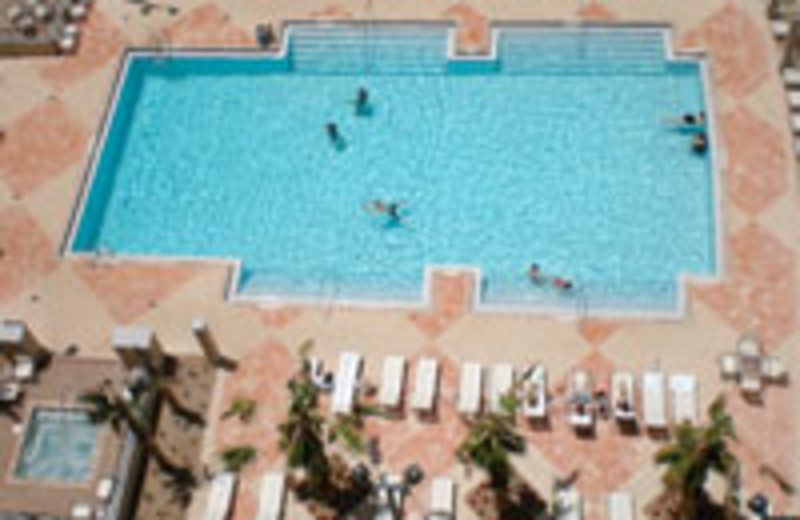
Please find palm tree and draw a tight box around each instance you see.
[278,342,372,499]
[80,381,183,475]
[457,395,525,488]
[278,368,332,492]
[219,445,257,473]
[655,397,738,519]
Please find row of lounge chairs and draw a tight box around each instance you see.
[203,465,642,520]
[553,488,637,520]
[565,370,697,432]
[322,352,700,434]
[203,470,457,520]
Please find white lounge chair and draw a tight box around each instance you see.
[761,356,788,383]
[13,356,35,382]
[255,472,286,520]
[331,352,363,415]
[670,375,698,426]
[411,357,439,413]
[379,356,406,410]
[489,364,515,415]
[789,91,800,109]
[611,372,636,423]
[718,354,740,380]
[772,20,790,39]
[554,487,582,520]
[429,477,456,519]
[568,371,594,430]
[96,477,115,502]
[203,472,237,520]
[608,492,635,520]
[71,504,93,520]
[457,362,482,415]
[642,371,667,430]
[308,357,334,391]
[784,68,800,87]
[521,364,547,420]
[792,113,800,134]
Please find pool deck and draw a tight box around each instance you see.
[0,0,799,519]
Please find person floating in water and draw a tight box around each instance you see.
[527,263,545,285]
[551,277,573,291]
[354,87,371,117]
[665,111,706,130]
[325,122,346,150]
[364,199,406,224]
[691,132,708,154]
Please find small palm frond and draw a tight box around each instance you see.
[499,391,520,417]
[328,418,365,453]
[221,397,256,423]
[219,445,257,473]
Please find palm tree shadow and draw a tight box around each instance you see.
[163,467,198,509]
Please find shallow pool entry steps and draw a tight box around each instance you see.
[68,23,718,316]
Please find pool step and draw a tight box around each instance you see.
[499,29,670,74]
[290,26,449,74]
[288,26,679,75]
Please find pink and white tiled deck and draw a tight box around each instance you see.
[0,1,799,519]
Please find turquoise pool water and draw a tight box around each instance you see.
[15,409,99,483]
[72,26,717,312]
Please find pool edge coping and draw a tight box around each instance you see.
[61,20,724,321]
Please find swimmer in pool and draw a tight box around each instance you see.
[365,200,406,224]
[664,111,706,129]
[527,263,545,285]
[354,87,371,116]
[691,132,708,154]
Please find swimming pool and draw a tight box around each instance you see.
[14,408,99,483]
[70,24,719,314]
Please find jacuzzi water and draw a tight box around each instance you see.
[15,408,99,483]
[71,25,717,313]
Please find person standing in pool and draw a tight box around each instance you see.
[691,132,708,154]
[527,263,545,285]
[354,87,371,116]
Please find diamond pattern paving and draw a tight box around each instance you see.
[0,207,58,304]
[38,10,127,90]
[0,99,88,198]
[696,223,796,349]
[681,2,770,100]
[73,260,199,323]
[165,4,254,48]
[720,104,789,215]
[408,272,473,340]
